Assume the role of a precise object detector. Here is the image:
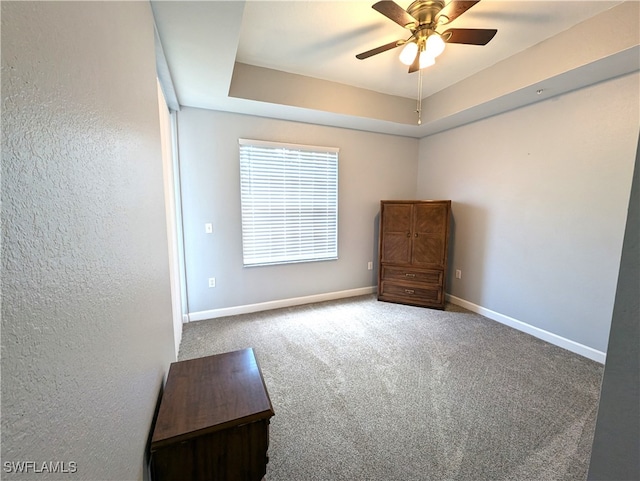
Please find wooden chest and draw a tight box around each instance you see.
[150,348,274,481]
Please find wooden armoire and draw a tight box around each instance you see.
[378,200,451,309]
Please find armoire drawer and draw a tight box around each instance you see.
[381,266,443,286]
[380,282,443,305]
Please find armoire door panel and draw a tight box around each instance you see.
[414,203,448,236]
[382,232,411,264]
[412,236,445,267]
[382,203,412,232]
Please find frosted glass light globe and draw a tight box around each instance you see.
[399,42,418,65]
[425,34,445,58]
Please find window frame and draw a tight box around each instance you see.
[238,138,339,267]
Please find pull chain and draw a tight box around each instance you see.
[416,68,423,125]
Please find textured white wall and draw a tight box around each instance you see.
[1,2,175,480]
[177,108,418,314]
[417,72,639,353]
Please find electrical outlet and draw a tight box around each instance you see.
[455,269,462,279]
[367,261,373,270]
[208,277,216,288]
[205,223,213,234]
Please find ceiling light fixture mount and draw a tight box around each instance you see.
[407,0,446,26]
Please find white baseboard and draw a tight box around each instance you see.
[188,286,376,323]
[446,294,606,364]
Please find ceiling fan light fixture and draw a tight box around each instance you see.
[425,33,445,58]
[399,41,418,65]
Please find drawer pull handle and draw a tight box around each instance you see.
[405,273,416,278]
[406,232,411,237]
[404,289,415,294]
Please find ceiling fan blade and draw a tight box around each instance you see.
[356,40,403,60]
[408,50,420,73]
[442,28,497,45]
[373,1,417,28]
[436,1,480,25]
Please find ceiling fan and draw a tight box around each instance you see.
[356,0,497,73]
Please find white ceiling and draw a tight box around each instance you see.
[152,1,635,137]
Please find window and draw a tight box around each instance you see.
[239,139,338,267]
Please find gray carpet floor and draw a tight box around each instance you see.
[179,294,604,481]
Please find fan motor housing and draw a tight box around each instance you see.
[407,0,446,26]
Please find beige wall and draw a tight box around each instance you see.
[176,108,419,316]
[1,2,175,479]
[417,72,639,353]
[230,63,418,124]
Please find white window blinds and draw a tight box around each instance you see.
[239,139,339,267]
